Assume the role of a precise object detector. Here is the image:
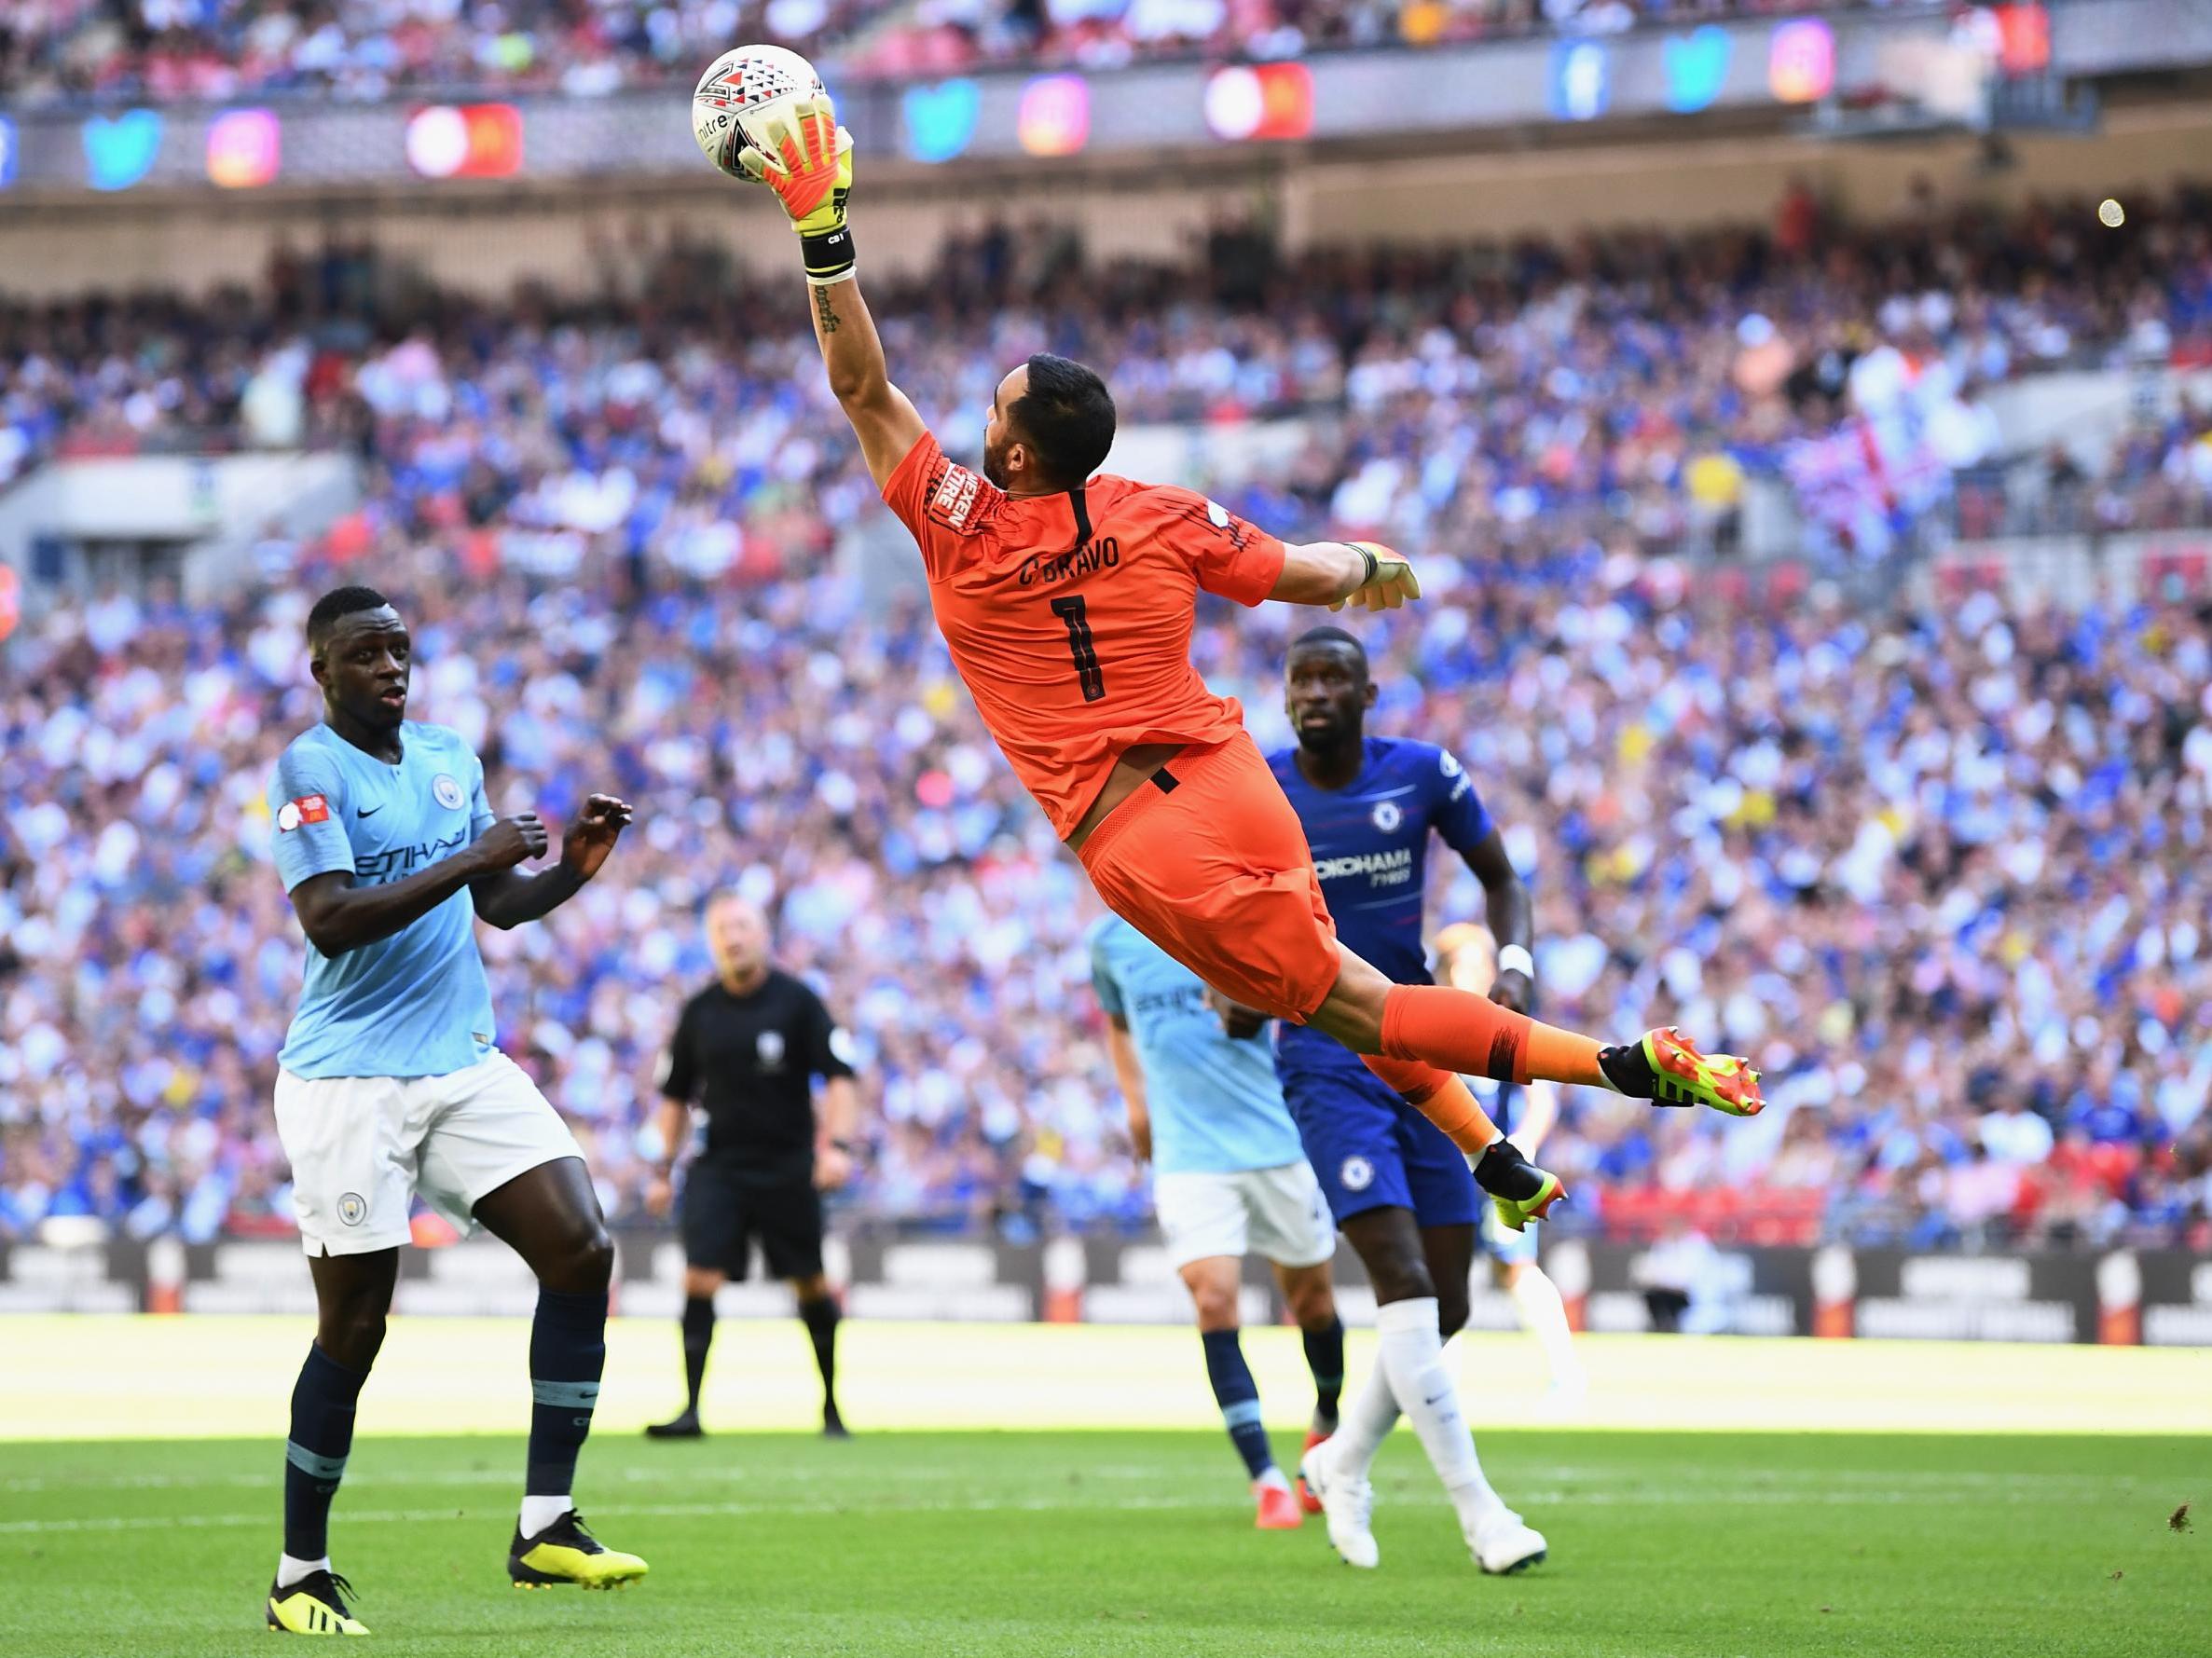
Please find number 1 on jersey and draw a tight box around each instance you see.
[1051,595,1106,702]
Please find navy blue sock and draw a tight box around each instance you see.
[1200,1328,1274,1480]
[1302,1316,1346,1426]
[527,1287,608,1500]
[283,1344,367,1561]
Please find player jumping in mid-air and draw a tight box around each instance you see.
[263,586,647,1635]
[1090,914,1346,1530]
[731,90,1759,1324]
[1268,625,1565,1571]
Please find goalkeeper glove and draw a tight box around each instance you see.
[1331,541,1421,613]
[735,90,855,285]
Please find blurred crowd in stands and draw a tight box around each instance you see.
[0,0,1936,105]
[4,193,2211,1254]
[7,188,2211,557]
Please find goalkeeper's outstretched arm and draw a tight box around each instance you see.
[808,278,927,491]
[726,87,927,488]
[1271,539,1422,613]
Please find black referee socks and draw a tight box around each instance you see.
[798,1294,842,1420]
[680,1295,716,1415]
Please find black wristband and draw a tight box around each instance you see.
[1354,542,1378,588]
[802,225,855,284]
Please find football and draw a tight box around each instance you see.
[692,43,826,179]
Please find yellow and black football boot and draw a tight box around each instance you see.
[266,1569,368,1635]
[508,1510,649,1591]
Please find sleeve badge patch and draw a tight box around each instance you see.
[928,463,982,530]
[277,794,329,832]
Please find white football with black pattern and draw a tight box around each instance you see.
[692,44,824,179]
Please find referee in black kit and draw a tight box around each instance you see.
[645,892,861,1439]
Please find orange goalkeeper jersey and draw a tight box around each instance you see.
[883,432,1288,839]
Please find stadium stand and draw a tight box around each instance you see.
[7,191,2210,547]
[0,0,1941,103]
[3,198,2208,1254]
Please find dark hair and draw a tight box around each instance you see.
[1010,353,1116,488]
[307,585,392,649]
[1289,623,1368,675]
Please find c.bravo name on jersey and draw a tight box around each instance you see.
[1312,845,1415,887]
[1017,536,1120,587]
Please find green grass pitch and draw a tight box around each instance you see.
[1,1429,2202,1657]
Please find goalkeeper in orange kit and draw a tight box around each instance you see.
[721,86,1764,1234]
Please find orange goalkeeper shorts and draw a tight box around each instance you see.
[1078,734,1341,1023]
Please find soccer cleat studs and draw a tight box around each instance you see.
[1644,1027,1764,1117]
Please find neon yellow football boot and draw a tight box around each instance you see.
[508,1510,648,1591]
[1491,1166,1566,1234]
[265,1569,368,1635]
[1632,1026,1765,1117]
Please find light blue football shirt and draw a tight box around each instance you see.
[268,720,498,1079]
[1088,915,1306,1176]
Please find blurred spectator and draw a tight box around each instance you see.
[1632,1221,1726,1333]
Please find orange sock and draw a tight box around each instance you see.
[1380,985,1612,1090]
[1524,1020,1611,1089]
[1361,1056,1501,1158]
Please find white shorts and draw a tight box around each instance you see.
[274,1050,584,1257]
[1153,1161,1337,1272]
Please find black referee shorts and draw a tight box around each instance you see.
[680,1158,824,1282]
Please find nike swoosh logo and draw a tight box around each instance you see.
[1423,1392,1449,1407]
[356,805,382,818]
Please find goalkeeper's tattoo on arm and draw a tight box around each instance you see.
[808,274,927,491]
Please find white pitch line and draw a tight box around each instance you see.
[0,1495,1227,1535]
[0,1461,2138,1497]
[0,1485,2069,1535]
[0,1462,1075,1495]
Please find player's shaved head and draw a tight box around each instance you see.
[307,584,409,738]
[984,353,1115,493]
[307,584,396,651]
[1285,623,1375,759]
[1288,624,1368,678]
